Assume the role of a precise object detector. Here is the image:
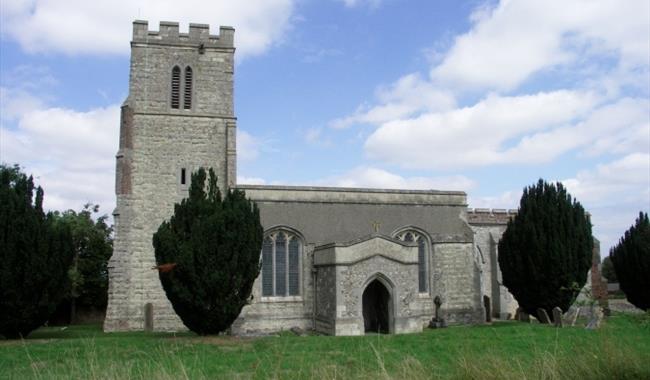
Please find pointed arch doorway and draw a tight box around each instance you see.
[362,279,392,334]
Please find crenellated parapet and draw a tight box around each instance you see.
[132,20,234,49]
[467,208,517,225]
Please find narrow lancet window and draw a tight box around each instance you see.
[171,66,181,109]
[275,232,287,296]
[417,237,427,292]
[183,66,193,109]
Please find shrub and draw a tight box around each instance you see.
[0,165,74,338]
[152,168,263,335]
[610,212,650,311]
[498,179,592,318]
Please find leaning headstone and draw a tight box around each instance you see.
[517,308,530,323]
[585,306,604,330]
[537,308,551,324]
[563,307,580,326]
[552,307,563,328]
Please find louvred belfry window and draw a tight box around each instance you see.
[171,66,181,109]
[183,66,193,109]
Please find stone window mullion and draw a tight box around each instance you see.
[271,234,276,296]
[285,238,289,296]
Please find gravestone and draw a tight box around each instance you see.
[563,306,580,326]
[290,326,306,336]
[552,307,563,328]
[586,306,604,330]
[428,296,447,329]
[517,308,530,323]
[537,308,551,324]
[144,303,154,332]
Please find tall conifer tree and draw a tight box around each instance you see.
[153,168,263,335]
[610,212,649,311]
[0,165,74,338]
[498,179,592,319]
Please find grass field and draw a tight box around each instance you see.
[1,313,649,379]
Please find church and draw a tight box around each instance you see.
[104,21,520,335]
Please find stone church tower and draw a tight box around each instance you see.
[104,21,237,331]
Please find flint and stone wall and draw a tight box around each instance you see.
[313,236,422,335]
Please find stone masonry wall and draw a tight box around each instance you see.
[467,208,519,320]
[105,21,235,332]
[432,243,484,324]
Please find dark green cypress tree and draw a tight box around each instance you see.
[0,165,74,338]
[153,168,263,335]
[610,212,649,311]
[498,179,592,319]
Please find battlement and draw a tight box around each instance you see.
[132,20,234,49]
[467,208,517,225]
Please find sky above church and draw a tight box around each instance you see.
[1,0,649,254]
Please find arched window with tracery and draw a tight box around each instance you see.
[170,66,181,109]
[396,230,429,293]
[261,230,302,297]
[183,66,193,109]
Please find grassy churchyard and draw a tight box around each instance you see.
[1,313,649,380]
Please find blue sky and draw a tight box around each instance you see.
[1,0,649,254]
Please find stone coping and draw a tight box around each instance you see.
[314,235,418,266]
[314,233,417,251]
[236,184,467,206]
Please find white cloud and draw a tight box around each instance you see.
[331,1,649,170]
[468,154,650,254]
[0,87,45,121]
[563,153,650,206]
[330,73,456,129]
[0,0,296,58]
[431,0,650,91]
[336,0,381,9]
[469,190,520,211]
[236,176,267,185]
[364,90,604,169]
[237,130,261,161]
[563,153,650,254]
[314,166,476,191]
[0,89,119,212]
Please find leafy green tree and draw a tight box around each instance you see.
[0,165,74,338]
[153,168,263,335]
[610,212,650,311]
[498,179,592,320]
[600,256,617,283]
[51,204,113,322]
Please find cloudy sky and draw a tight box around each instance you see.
[1,0,648,254]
